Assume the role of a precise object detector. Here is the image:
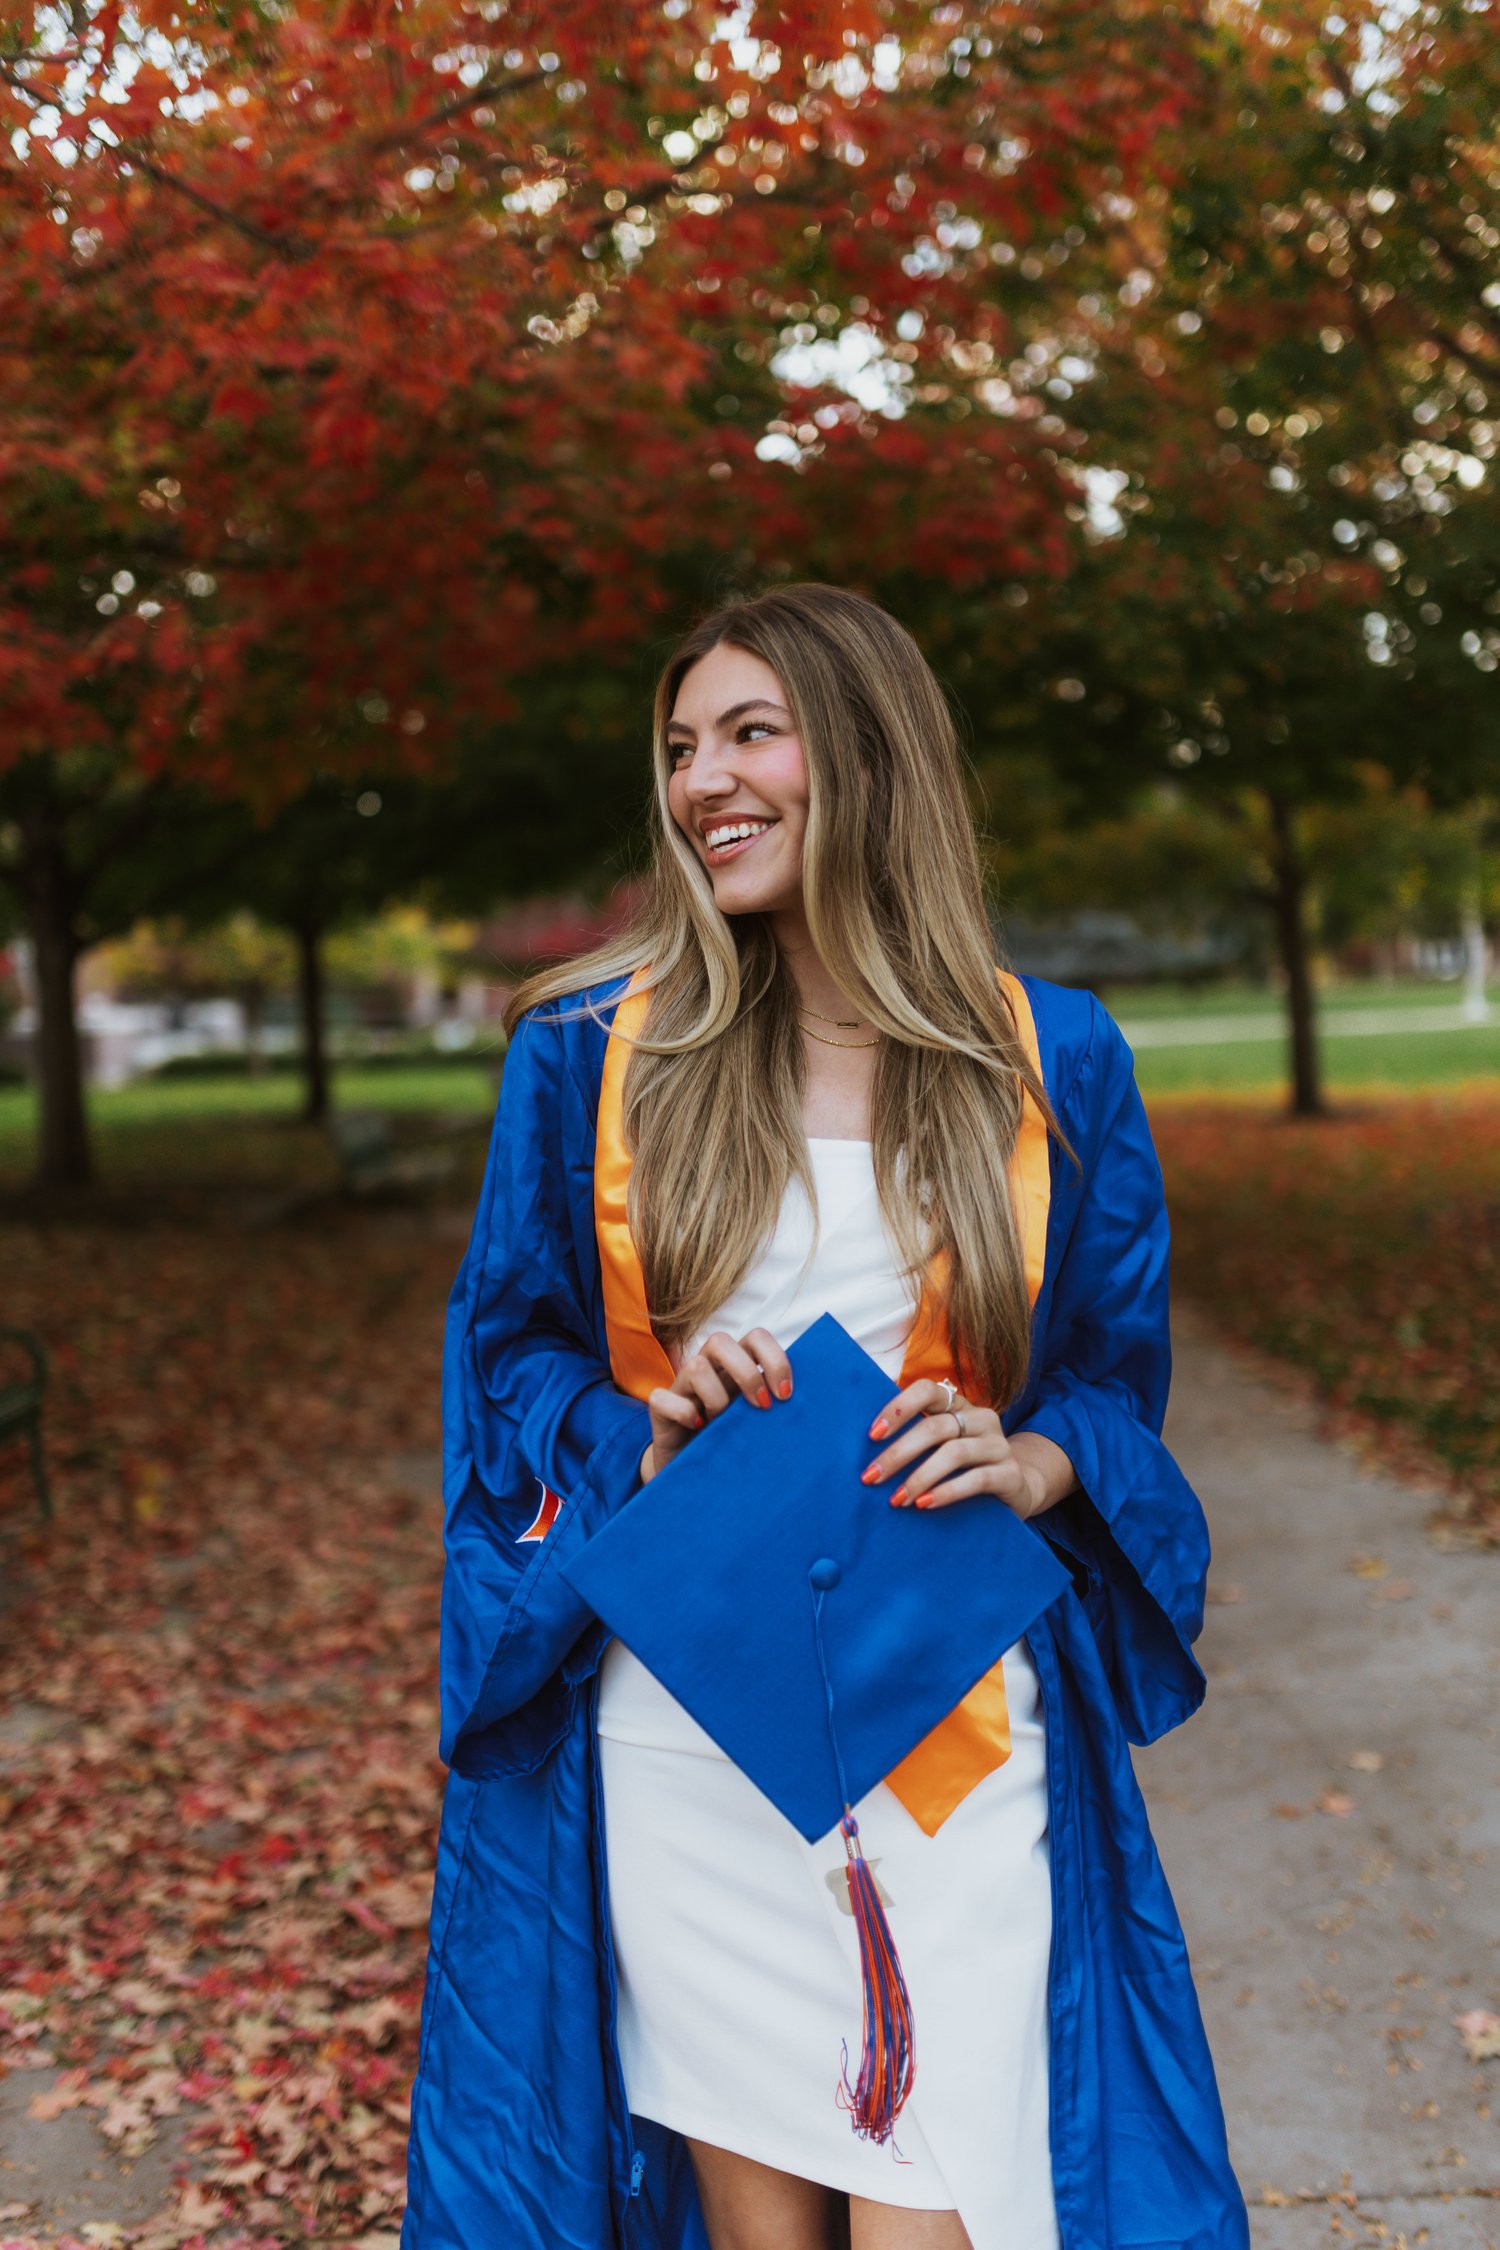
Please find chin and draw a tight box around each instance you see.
[709,875,795,917]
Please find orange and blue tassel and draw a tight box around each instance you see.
[809,1559,917,2144]
[835,1809,916,2143]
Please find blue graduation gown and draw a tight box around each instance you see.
[401,972,1250,2250]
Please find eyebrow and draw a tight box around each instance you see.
[664,698,789,739]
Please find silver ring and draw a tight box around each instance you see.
[935,1379,958,1414]
[951,1409,968,1440]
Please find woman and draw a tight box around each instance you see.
[403,585,1248,2250]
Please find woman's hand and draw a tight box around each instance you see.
[639,1326,793,1485]
[859,1379,1076,1521]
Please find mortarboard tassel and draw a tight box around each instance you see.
[809,1560,916,2145]
[835,1806,916,2144]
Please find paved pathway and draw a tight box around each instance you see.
[1150,1304,1500,2248]
[2,1308,1495,2244]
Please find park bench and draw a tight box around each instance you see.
[0,1326,50,1521]
[325,1109,466,1199]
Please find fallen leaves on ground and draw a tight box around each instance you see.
[1153,1092,1500,1543]
[0,1207,459,2247]
[5,1090,1495,2240]
[1254,2182,1360,2209]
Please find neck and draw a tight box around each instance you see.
[771,906,869,1024]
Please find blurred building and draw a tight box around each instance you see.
[994,910,1247,989]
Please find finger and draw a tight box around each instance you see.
[867,1379,967,1442]
[888,1437,991,1507]
[673,1349,733,1421]
[697,1329,776,1410]
[741,1326,793,1402]
[917,1453,1033,1514]
[860,1416,949,1485]
[862,1406,1000,1487]
[649,1386,705,1434]
[910,1466,1029,1514]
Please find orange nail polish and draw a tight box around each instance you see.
[890,1486,908,1507]
[869,1417,888,1440]
[776,1378,792,1400]
[861,1464,881,1485]
[757,1386,772,1409]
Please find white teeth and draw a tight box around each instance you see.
[705,819,772,848]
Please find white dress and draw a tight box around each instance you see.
[596,1140,1059,2248]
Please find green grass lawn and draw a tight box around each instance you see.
[1131,1021,1500,1096]
[0,1063,498,1190]
[1,983,1495,1187]
[1101,976,1497,1020]
[1103,978,1500,1096]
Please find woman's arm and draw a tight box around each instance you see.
[438,1000,650,1775]
[1006,1428,1078,1517]
[1011,995,1212,1745]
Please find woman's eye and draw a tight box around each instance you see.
[738,721,777,743]
[668,743,693,763]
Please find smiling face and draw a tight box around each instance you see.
[664,642,810,921]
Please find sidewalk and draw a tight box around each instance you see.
[1149,1304,1500,2248]
[1,1304,1494,2246]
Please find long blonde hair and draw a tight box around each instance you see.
[505,583,1070,1408]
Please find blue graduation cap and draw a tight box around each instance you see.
[562,1312,1068,2144]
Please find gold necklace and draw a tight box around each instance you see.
[797,1002,868,1028]
[799,1020,881,1050]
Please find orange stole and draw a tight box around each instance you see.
[590,971,1051,1837]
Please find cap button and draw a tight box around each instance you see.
[809,1557,841,1591]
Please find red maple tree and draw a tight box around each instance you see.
[0,0,1206,1183]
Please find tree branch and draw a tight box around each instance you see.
[0,57,44,107]
[578,168,677,245]
[1407,221,1500,352]
[0,45,80,66]
[129,152,314,260]
[361,67,546,159]
[1426,321,1500,387]
[1329,234,1419,442]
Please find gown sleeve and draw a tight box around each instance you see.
[1013,995,1210,1744]
[437,999,651,1776]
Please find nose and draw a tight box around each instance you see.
[679,739,739,804]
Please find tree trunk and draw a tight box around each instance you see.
[25,833,92,1190]
[294,920,330,1123]
[1265,789,1325,1119]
